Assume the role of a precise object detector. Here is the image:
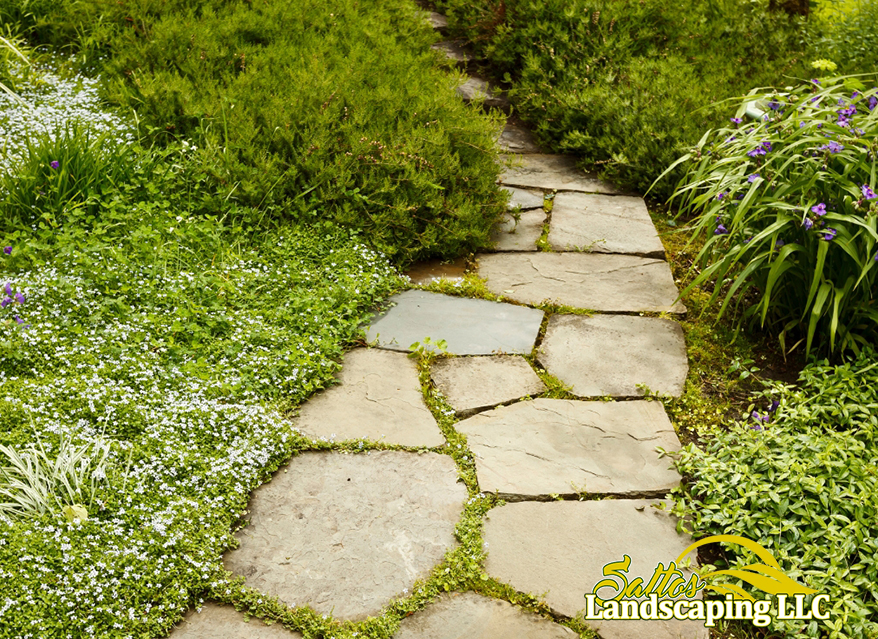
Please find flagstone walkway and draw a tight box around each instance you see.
[168,9,708,639]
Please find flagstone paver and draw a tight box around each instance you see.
[456,399,681,497]
[497,123,542,154]
[499,154,621,194]
[431,40,470,66]
[490,210,545,252]
[394,592,576,639]
[425,12,448,31]
[548,192,666,257]
[477,253,686,313]
[366,290,544,355]
[296,348,443,447]
[457,77,510,112]
[502,186,545,210]
[483,500,708,639]
[170,604,301,638]
[540,314,688,397]
[430,355,545,416]
[224,451,466,621]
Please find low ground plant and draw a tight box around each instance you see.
[666,76,878,356]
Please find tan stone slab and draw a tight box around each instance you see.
[457,77,511,112]
[430,355,545,416]
[548,192,666,257]
[502,186,545,210]
[499,155,620,193]
[394,592,576,638]
[490,210,545,252]
[456,399,681,497]
[296,348,443,447]
[477,253,686,314]
[225,451,466,621]
[483,500,708,639]
[539,314,688,398]
[169,604,301,638]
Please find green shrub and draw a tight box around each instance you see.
[672,349,878,639]
[668,76,878,356]
[434,0,808,197]
[21,0,507,264]
[813,0,878,73]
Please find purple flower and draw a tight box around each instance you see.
[13,315,23,324]
[768,98,782,111]
[14,292,24,304]
[838,98,846,106]
[803,218,814,230]
[761,141,773,152]
[869,96,878,111]
[811,79,821,85]
[2,246,10,255]
[715,224,729,235]
[747,147,767,158]
[769,400,780,413]
[3,283,11,296]
[748,173,760,183]
[874,250,878,262]
[799,121,807,128]
[717,191,729,200]
[862,184,877,200]
[724,135,737,144]
[822,228,838,241]
[50,160,59,169]
[811,203,827,216]
[0,297,10,308]
[776,239,785,248]
[853,91,861,99]
[730,117,743,124]
[820,140,844,153]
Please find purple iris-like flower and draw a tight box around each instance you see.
[769,400,780,413]
[811,203,827,216]
[725,135,736,144]
[731,117,742,124]
[776,239,785,248]
[748,173,760,183]
[853,91,861,99]
[874,250,878,262]
[14,292,24,304]
[799,121,807,128]
[811,79,821,85]
[717,191,729,200]
[768,98,782,111]
[736,193,745,200]
[862,184,877,200]
[13,316,23,324]
[3,283,11,296]
[837,116,850,128]
[715,224,729,235]
[0,297,10,308]
[870,96,878,111]
[820,141,844,153]
[803,218,814,230]
[839,105,856,117]
[761,141,773,152]
[50,160,59,169]
[2,246,10,255]
[747,147,766,158]
[822,228,838,241]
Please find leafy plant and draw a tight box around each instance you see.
[813,0,878,73]
[667,76,878,356]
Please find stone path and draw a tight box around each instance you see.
[168,8,705,639]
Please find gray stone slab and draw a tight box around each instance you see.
[169,604,301,638]
[502,186,545,210]
[225,451,466,621]
[431,40,470,65]
[427,12,448,31]
[491,210,545,252]
[540,315,688,398]
[483,500,708,639]
[477,253,686,314]
[548,192,666,257]
[431,356,545,416]
[366,290,544,356]
[457,77,511,112]
[456,398,681,497]
[394,592,576,639]
[499,155,620,194]
[296,348,443,447]
[497,124,542,154]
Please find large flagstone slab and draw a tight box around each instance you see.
[457,399,681,497]
[224,451,466,621]
[548,192,666,257]
[394,592,576,639]
[539,315,688,397]
[490,210,545,252]
[296,348,443,447]
[169,604,301,638]
[457,77,510,112]
[366,290,544,355]
[477,253,686,313]
[483,500,708,639]
[502,186,545,210]
[497,123,542,154]
[430,355,545,416]
[499,155,620,194]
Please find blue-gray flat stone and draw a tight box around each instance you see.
[500,155,620,194]
[366,290,544,355]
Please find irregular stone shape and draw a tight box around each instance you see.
[430,356,545,416]
[169,604,302,638]
[490,210,545,252]
[497,123,542,154]
[431,40,470,66]
[296,348,444,447]
[483,500,708,639]
[457,77,511,112]
[477,253,686,314]
[456,398,681,497]
[405,257,467,285]
[548,192,666,258]
[540,315,688,398]
[366,290,544,355]
[225,451,466,621]
[502,186,545,210]
[427,12,448,31]
[394,592,576,639]
[499,155,620,194]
